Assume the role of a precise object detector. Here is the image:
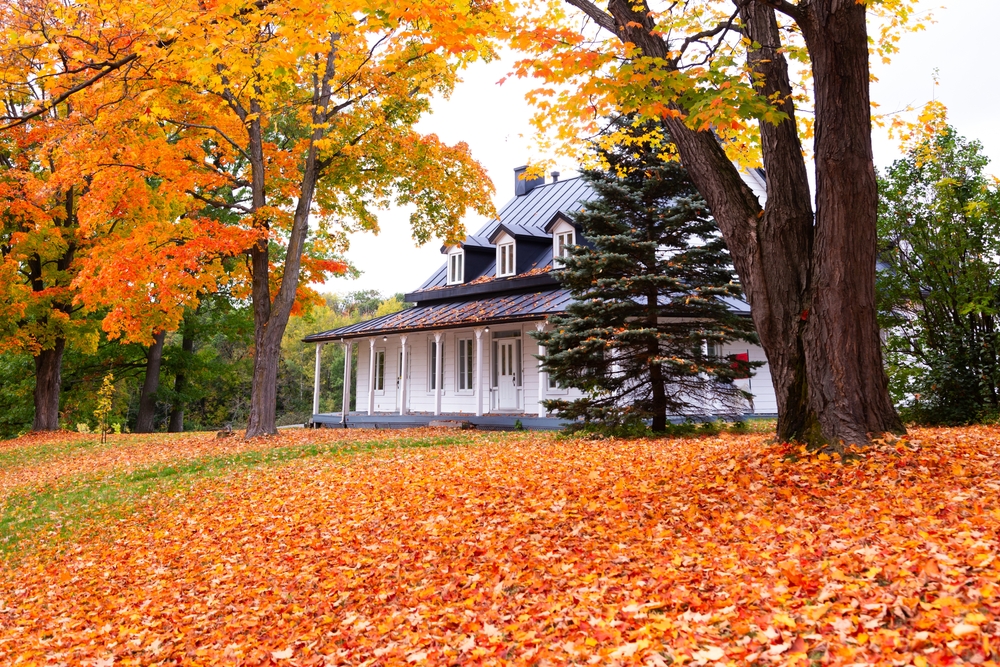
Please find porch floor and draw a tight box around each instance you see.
[311,412,567,431]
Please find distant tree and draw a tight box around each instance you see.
[535,121,758,432]
[877,127,1000,424]
[343,291,385,318]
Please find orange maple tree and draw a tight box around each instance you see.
[139,0,506,436]
[0,0,251,430]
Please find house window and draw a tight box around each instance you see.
[457,338,474,391]
[429,339,442,390]
[497,242,515,277]
[554,230,574,265]
[448,250,464,285]
[374,349,386,392]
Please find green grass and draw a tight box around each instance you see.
[0,434,112,469]
[0,433,466,561]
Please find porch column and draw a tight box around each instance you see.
[535,322,547,418]
[433,332,443,416]
[474,327,485,417]
[367,338,376,416]
[312,342,324,419]
[399,335,409,416]
[341,340,353,424]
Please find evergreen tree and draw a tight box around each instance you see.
[535,122,758,432]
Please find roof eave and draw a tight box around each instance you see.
[304,313,554,343]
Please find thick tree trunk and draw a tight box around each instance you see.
[796,1,905,443]
[600,0,903,446]
[32,337,65,431]
[135,330,167,433]
[167,319,195,432]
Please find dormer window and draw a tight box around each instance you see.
[554,230,574,265]
[497,241,515,277]
[447,249,464,285]
[549,215,577,267]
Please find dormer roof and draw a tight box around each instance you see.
[543,211,578,233]
[439,236,493,254]
[486,221,550,244]
[416,176,597,294]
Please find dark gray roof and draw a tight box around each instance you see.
[304,289,575,342]
[417,177,597,291]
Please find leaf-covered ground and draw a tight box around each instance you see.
[1,427,999,665]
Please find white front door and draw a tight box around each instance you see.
[497,339,517,410]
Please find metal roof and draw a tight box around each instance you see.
[417,177,597,291]
[304,289,575,342]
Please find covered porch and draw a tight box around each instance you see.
[303,289,579,429]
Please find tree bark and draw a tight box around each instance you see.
[244,45,338,438]
[28,187,77,433]
[167,318,196,432]
[795,1,905,443]
[595,0,904,446]
[648,308,667,432]
[32,337,65,431]
[135,330,167,433]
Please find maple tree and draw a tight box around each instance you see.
[143,0,504,437]
[510,0,930,447]
[2,426,999,663]
[0,0,258,431]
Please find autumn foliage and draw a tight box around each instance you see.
[2,427,999,664]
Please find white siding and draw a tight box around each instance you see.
[722,341,777,415]
[351,324,587,415]
[349,325,782,417]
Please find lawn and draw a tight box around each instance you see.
[0,426,998,665]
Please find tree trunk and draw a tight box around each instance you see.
[245,48,338,438]
[796,1,905,444]
[32,337,65,431]
[135,330,167,433]
[647,288,667,432]
[167,318,195,432]
[601,0,903,446]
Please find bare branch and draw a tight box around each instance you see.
[564,0,616,34]
[753,0,802,22]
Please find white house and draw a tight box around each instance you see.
[305,167,777,429]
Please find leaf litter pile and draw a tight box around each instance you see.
[1,426,999,665]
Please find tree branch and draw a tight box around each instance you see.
[753,0,802,22]
[164,119,250,161]
[188,191,252,214]
[564,0,617,34]
[0,52,138,130]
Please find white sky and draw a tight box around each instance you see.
[324,1,1000,298]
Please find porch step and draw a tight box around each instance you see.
[428,419,475,429]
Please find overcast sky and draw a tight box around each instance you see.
[324,1,1000,298]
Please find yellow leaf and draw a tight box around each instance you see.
[952,623,979,637]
